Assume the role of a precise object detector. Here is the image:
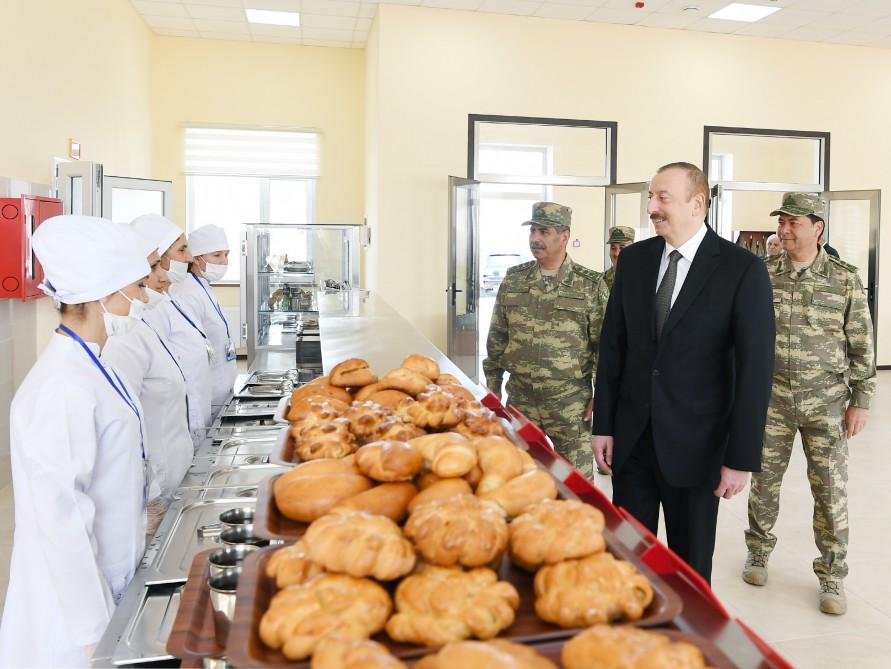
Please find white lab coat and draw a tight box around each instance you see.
[142,294,214,442]
[170,274,237,410]
[0,334,146,667]
[102,320,192,500]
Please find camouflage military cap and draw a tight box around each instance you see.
[770,192,826,217]
[521,202,572,229]
[607,226,635,244]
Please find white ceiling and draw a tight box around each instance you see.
[132,0,891,50]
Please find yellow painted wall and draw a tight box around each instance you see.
[368,4,891,364]
[0,0,154,468]
[150,37,366,311]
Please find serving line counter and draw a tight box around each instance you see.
[92,290,790,668]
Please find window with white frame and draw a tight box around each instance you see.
[184,127,319,283]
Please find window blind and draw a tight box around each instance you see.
[183,127,319,178]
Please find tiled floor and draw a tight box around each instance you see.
[0,372,889,667]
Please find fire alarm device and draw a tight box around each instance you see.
[0,195,62,300]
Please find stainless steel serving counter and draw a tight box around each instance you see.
[91,290,478,667]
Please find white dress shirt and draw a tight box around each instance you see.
[656,223,708,307]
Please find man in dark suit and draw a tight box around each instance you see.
[592,162,776,583]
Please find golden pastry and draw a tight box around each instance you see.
[330,358,379,388]
[454,408,508,440]
[407,478,473,513]
[400,354,440,381]
[266,540,324,589]
[311,637,407,669]
[473,436,525,494]
[273,458,373,523]
[373,418,426,442]
[397,387,465,430]
[534,552,654,627]
[479,469,558,517]
[408,433,477,478]
[379,367,432,396]
[356,441,425,482]
[259,574,391,660]
[354,381,384,402]
[435,373,461,386]
[291,382,353,406]
[562,626,714,669]
[415,639,557,669]
[439,383,476,403]
[509,499,606,570]
[367,389,414,409]
[305,511,417,581]
[386,566,519,646]
[288,397,349,426]
[330,481,418,523]
[294,417,358,461]
[404,493,508,567]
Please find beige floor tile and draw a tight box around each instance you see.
[772,630,891,669]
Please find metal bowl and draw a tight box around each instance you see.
[219,524,269,547]
[208,545,257,577]
[219,507,255,528]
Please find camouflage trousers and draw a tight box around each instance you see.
[745,378,850,582]
[506,382,593,479]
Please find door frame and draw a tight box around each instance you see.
[447,176,480,383]
[102,175,173,221]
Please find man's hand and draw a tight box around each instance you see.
[844,406,868,438]
[713,466,749,499]
[584,398,594,422]
[592,435,614,475]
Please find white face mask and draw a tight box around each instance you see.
[144,287,167,310]
[101,290,146,337]
[202,261,227,283]
[166,259,189,283]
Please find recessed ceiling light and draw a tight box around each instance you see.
[683,6,699,12]
[708,2,780,22]
[245,9,300,27]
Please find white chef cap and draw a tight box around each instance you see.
[189,224,229,256]
[33,215,151,305]
[130,213,184,256]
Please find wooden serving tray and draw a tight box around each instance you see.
[268,428,298,467]
[225,533,682,669]
[166,549,225,661]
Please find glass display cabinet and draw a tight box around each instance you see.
[240,223,362,368]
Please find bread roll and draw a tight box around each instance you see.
[305,511,417,581]
[343,401,394,443]
[397,387,464,430]
[479,469,557,517]
[534,552,654,628]
[273,459,373,523]
[379,368,431,396]
[509,499,606,571]
[474,436,525,494]
[439,384,476,403]
[415,471,443,490]
[311,638,407,669]
[331,481,418,522]
[287,397,349,425]
[405,493,508,568]
[373,418,426,442]
[400,354,440,381]
[291,382,353,406]
[266,540,324,588]
[454,408,508,440]
[293,418,358,461]
[408,433,477,478]
[562,626,711,669]
[435,373,461,386]
[386,566,519,646]
[416,640,557,669]
[330,358,378,388]
[353,381,383,402]
[367,390,413,409]
[356,441,425,482]
[259,574,391,660]
[407,478,473,513]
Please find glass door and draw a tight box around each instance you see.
[102,175,173,223]
[604,182,650,267]
[447,176,480,383]
[822,189,880,338]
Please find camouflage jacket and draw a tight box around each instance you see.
[767,248,876,408]
[603,265,616,291]
[483,255,609,396]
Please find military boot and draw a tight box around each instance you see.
[741,551,769,586]
[819,580,847,615]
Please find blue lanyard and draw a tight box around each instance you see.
[171,299,208,340]
[141,320,186,382]
[57,324,145,459]
[192,273,231,339]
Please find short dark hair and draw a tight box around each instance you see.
[807,214,826,235]
[60,303,86,316]
[657,162,711,211]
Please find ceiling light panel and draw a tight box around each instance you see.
[709,3,781,22]
[245,8,301,26]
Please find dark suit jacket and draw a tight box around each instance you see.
[593,226,776,488]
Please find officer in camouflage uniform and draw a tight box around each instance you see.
[743,192,875,616]
[483,202,609,478]
[603,226,635,290]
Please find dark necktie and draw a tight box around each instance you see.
[655,250,682,340]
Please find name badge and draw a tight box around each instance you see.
[226,340,237,362]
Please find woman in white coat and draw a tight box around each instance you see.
[135,214,214,445]
[0,216,150,667]
[169,224,237,412]
[103,227,193,538]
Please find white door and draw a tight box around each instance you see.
[55,161,102,215]
[447,176,481,383]
[102,175,173,223]
[603,182,650,268]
